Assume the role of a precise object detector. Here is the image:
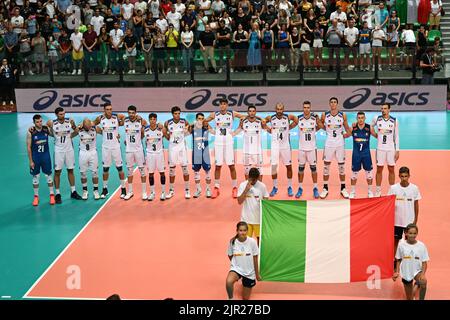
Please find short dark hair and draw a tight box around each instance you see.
[128,105,137,112]
[219,98,228,104]
[54,107,64,115]
[106,294,121,300]
[329,97,338,103]
[405,223,418,234]
[103,103,112,108]
[33,114,42,122]
[382,103,391,109]
[399,167,410,175]
[248,105,256,111]
[248,167,260,179]
[357,111,365,116]
[171,106,181,114]
[149,113,157,119]
[303,100,311,106]
[196,112,205,119]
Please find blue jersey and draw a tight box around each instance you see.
[192,125,211,172]
[31,126,51,159]
[352,123,371,154]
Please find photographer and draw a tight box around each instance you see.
[0,58,18,106]
[420,47,438,85]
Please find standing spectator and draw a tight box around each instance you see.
[325,19,342,71]
[212,0,225,18]
[11,8,25,34]
[196,11,208,42]
[312,21,324,71]
[165,24,179,73]
[26,14,37,38]
[388,10,400,32]
[104,9,118,32]
[329,5,346,32]
[290,10,303,32]
[429,0,442,30]
[133,10,144,44]
[156,12,169,35]
[386,24,399,71]
[261,22,274,70]
[360,7,375,30]
[277,9,290,30]
[121,0,134,23]
[70,27,83,75]
[91,9,105,36]
[83,24,98,73]
[160,0,172,16]
[278,0,293,17]
[166,5,182,32]
[300,26,311,71]
[153,27,166,73]
[124,28,137,73]
[199,24,217,73]
[148,0,160,18]
[316,5,329,37]
[416,25,428,63]
[50,15,62,40]
[134,0,148,14]
[374,2,389,31]
[19,30,33,75]
[401,24,416,69]
[235,7,251,33]
[110,0,121,16]
[420,47,437,84]
[109,21,124,74]
[83,3,94,26]
[199,0,213,18]
[290,26,300,71]
[343,18,358,70]
[40,15,52,39]
[182,7,196,31]
[247,22,261,72]
[215,19,231,73]
[174,0,186,15]
[98,27,109,74]
[58,28,72,74]
[232,23,248,72]
[0,58,18,106]
[180,24,193,73]
[31,30,45,73]
[371,24,385,71]
[299,0,313,20]
[277,23,290,72]
[141,27,154,74]
[47,34,59,75]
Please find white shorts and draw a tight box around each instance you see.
[126,150,146,168]
[323,146,345,163]
[79,150,98,173]
[376,149,396,166]
[169,147,189,167]
[359,43,371,55]
[102,147,123,168]
[271,148,292,166]
[215,143,235,166]
[54,149,75,171]
[300,43,310,52]
[313,39,323,48]
[146,152,165,173]
[243,153,263,168]
[298,149,317,166]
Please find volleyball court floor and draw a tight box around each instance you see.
[0,112,449,300]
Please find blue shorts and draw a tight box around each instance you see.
[352,152,372,172]
[30,155,52,176]
[192,162,211,172]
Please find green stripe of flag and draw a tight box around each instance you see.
[260,200,307,282]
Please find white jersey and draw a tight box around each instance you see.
[167,118,188,150]
[372,115,399,151]
[298,113,318,151]
[395,240,429,282]
[388,183,422,228]
[99,114,121,149]
[124,117,144,153]
[270,114,290,150]
[242,118,262,155]
[214,111,234,146]
[324,111,345,148]
[78,127,97,152]
[52,118,74,152]
[144,126,164,154]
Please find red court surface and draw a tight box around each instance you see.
[25,151,450,300]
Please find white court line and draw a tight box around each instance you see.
[23,183,125,299]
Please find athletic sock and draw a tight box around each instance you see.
[128,184,133,193]
[273,179,278,188]
[34,186,39,196]
[313,183,318,189]
[351,185,356,193]
[231,179,237,188]
[215,179,220,188]
[141,183,146,193]
[70,186,76,193]
[287,179,292,188]
[56,188,60,195]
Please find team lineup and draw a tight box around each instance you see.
[27,96,400,206]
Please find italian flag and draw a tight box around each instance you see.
[260,196,395,283]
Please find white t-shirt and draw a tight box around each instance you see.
[156,18,169,34]
[149,0,160,16]
[175,3,186,15]
[228,237,259,279]
[11,16,24,34]
[388,183,422,227]
[166,12,182,31]
[401,29,416,43]
[122,3,135,20]
[238,180,269,224]
[431,0,442,15]
[181,30,194,45]
[90,15,105,35]
[109,28,124,47]
[344,27,359,46]
[372,29,385,46]
[135,1,148,13]
[330,11,347,31]
[395,240,429,281]
[70,32,83,50]
[45,3,56,18]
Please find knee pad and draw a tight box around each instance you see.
[182,166,189,176]
[45,174,53,184]
[149,175,155,185]
[116,166,123,173]
[298,165,305,173]
[338,163,346,175]
[169,167,176,177]
[32,174,40,185]
[194,170,200,181]
[310,165,317,173]
[323,163,330,176]
[160,174,166,185]
[127,167,134,177]
[139,167,146,177]
[351,171,358,180]
[103,167,110,173]
[80,172,87,180]
[92,171,98,179]
[365,170,373,180]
